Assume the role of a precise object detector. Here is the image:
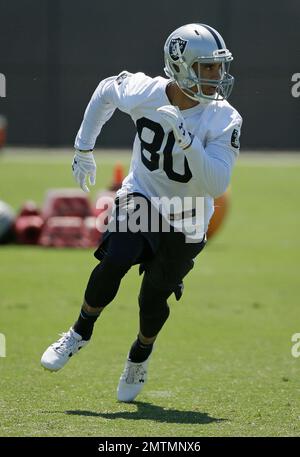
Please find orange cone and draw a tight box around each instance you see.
[109,162,125,191]
[207,188,231,239]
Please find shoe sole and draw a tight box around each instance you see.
[41,363,61,372]
[40,343,87,373]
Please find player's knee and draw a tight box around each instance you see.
[139,297,170,338]
[140,266,186,304]
[138,279,171,336]
[101,254,133,277]
[92,255,132,282]
[84,255,133,309]
[142,257,194,293]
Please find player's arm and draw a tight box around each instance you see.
[72,73,132,192]
[157,105,242,198]
[185,130,241,198]
[74,76,119,152]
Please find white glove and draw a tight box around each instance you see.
[157,105,193,149]
[72,150,96,193]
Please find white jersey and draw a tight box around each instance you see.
[75,71,242,241]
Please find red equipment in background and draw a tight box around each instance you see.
[12,162,229,247]
[14,201,44,245]
[0,115,7,150]
[13,164,125,248]
[39,189,98,248]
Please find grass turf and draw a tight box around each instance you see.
[0,149,299,437]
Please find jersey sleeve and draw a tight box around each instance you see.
[108,71,155,113]
[74,71,152,150]
[74,76,117,150]
[186,108,242,198]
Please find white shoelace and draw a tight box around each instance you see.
[52,332,81,355]
[124,364,147,384]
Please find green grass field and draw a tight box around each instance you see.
[0,149,300,437]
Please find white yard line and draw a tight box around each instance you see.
[1,148,300,166]
[0,148,131,164]
[237,152,300,167]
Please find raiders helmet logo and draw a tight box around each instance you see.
[231,128,240,149]
[169,37,188,61]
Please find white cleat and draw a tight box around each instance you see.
[117,355,152,402]
[41,327,89,372]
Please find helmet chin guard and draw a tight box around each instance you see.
[164,23,235,102]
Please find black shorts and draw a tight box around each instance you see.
[95,193,161,262]
[94,193,206,284]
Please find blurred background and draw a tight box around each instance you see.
[0,0,299,148]
[1,0,300,438]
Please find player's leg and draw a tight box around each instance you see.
[41,232,150,371]
[73,232,149,340]
[116,274,170,402]
[117,231,206,402]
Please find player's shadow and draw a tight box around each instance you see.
[65,401,226,425]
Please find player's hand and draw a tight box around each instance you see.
[72,150,96,193]
[157,105,193,150]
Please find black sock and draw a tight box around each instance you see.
[73,308,101,341]
[128,336,153,363]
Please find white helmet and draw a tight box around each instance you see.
[164,23,234,102]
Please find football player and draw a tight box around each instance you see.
[41,23,242,402]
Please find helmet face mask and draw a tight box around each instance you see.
[180,59,234,102]
[164,23,235,102]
